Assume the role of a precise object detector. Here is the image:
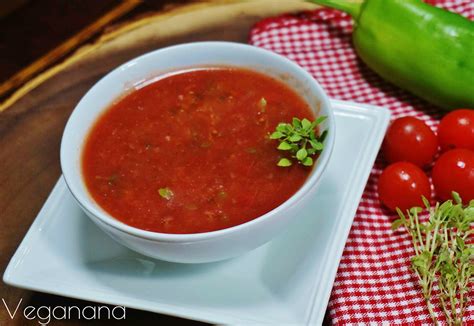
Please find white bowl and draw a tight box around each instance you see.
[60,42,335,263]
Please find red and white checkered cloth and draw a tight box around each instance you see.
[249,1,473,324]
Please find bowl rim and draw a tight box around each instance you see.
[60,41,336,243]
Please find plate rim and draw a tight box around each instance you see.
[307,100,390,324]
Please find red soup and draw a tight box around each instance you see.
[82,68,316,234]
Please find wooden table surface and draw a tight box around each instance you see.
[0,1,328,325]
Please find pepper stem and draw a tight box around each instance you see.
[307,0,363,18]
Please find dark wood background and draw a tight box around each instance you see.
[0,0,192,100]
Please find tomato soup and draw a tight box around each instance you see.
[82,68,316,234]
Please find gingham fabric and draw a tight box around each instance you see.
[249,1,473,324]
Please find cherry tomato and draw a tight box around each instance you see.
[378,162,431,211]
[432,148,474,201]
[438,109,474,152]
[382,117,438,167]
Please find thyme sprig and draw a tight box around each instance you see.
[392,193,474,325]
[270,116,327,167]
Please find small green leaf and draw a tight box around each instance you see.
[158,187,174,200]
[456,236,465,250]
[289,134,302,142]
[319,130,328,142]
[391,218,404,230]
[319,130,328,143]
[452,191,462,204]
[276,123,288,132]
[302,157,313,166]
[411,256,426,272]
[310,140,324,150]
[270,131,283,139]
[314,115,327,125]
[438,248,449,263]
[292,117,301,128]
[277,158,292,167]
[277,142,292,150]
[301,118,311,130]
[296,148,308,161]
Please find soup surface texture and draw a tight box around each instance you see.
[82,68,315,234]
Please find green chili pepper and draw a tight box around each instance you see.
[308,0,474,110]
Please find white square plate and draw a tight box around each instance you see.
[4,100,390,325]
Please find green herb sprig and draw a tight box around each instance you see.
[392,193,474,325]
[158,187,174,200]
[270,116,327,167]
